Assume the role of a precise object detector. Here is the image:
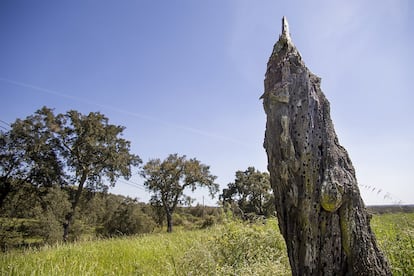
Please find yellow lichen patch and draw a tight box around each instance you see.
[320,170,343,212]
[321,189,342,212]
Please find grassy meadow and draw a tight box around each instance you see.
[1,213,413,275]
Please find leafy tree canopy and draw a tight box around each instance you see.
[0,107,64,208]
[0,107,141,241]
[221,167,274,218]
[141,153,218,232]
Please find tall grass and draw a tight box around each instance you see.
[1,213,413,275]
[178,218,290,275]
[0,219,289,275]
[1,230,205,275]
[371,212,414,275]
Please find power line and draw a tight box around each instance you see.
[118,179,144,190]
[0,119,10,126]
[0,77,251,148]
[0,111,149,193]
[0,119,10,132]
[126,178,147,189]
[118,179,147,191]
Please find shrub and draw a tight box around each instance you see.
[178,218,291,275]
[34,187,71,243]
[0,218,42,251]
[0,186,71,248]
[100,200,155,237]
[200,215,215,229]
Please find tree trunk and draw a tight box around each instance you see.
[262,17,391,275]
[166,210,173,233]
[0,178,11,209]
[62,214,72,243]
[63,171,87,242]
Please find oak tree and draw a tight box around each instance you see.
[0,107,141,242]
[53,110,141,241]
[0,107,64,209]
[141,154,218,232]
[221,167,274,218]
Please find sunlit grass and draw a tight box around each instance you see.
[1,229,208,275]
[371,212,414,275]
[1,213,413,275]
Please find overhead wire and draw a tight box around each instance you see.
[0,112,149,195]
[0,119,10,126]
[0,77,251,147]
[117,178,147,191]
[0,119,10,131]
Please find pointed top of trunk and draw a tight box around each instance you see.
[261,17,303,100]
[269,16,301,62]
[282,16,290,40]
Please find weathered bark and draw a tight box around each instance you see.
[262,17,391,275]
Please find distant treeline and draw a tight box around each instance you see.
[367,205,414,214]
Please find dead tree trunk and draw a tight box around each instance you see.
[261,17,391,275]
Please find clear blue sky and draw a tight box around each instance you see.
[1,1,413,206]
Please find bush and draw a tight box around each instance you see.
[0,186,71,248]
[178,218,291,275]
[35,187,71,243]
[213,219,287,269]
[0,218,42,251]
[35,212,64,244]
[200,215,215,229]
[100,200,155,237]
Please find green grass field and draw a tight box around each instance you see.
[370,212,414,275]
[1,213,413,275]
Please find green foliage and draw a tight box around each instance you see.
[141,153,218,232]
[0,107,64,208]
[54,109,142,192]
[178,218,290,275]
[100,198,155,237]
[0,186,71,248]
[200,215,216,229]
[0,107,141,242]
[0,190,161,248]
[213,219,286,267]
[0,218,42,251]
[1,213,413,275]
[1,182,40,218]
[33,187,71,244]
[149,195,165,227]
[53,109,141,240]
[0,218,290,275]
[159,206,223,231]
[221,167,274,219]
